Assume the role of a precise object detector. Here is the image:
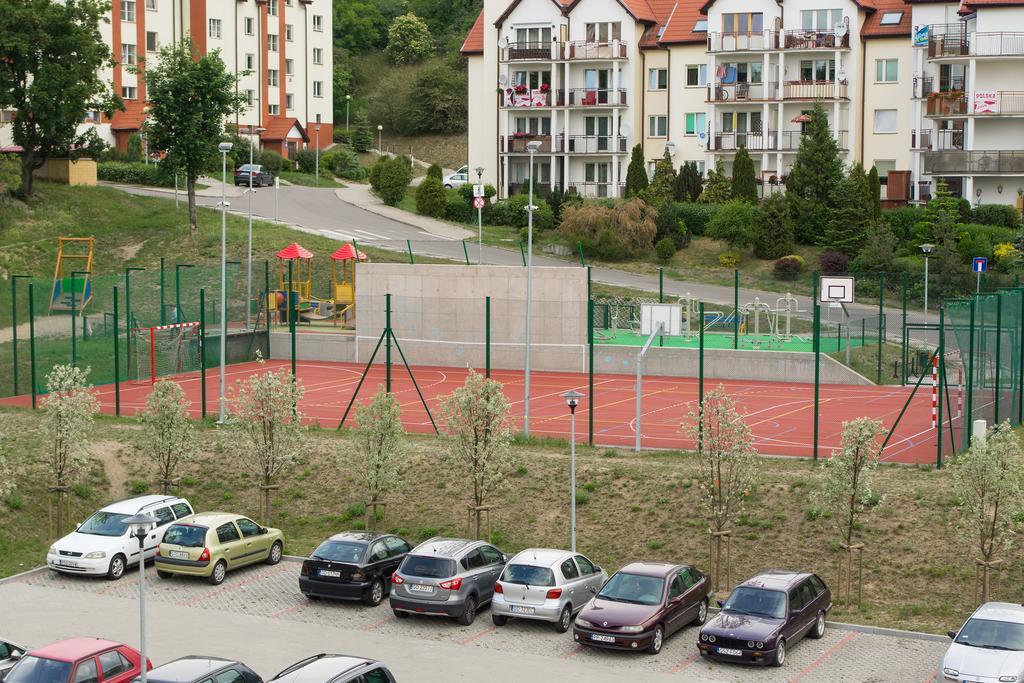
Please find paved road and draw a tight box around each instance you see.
[2,563,944,682]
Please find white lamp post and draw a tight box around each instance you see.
[523,140,541,436]
[475,166,484,265]
[315,114,322,188]
[217,141,233,423]
[377,124,383,155]
[920,243,934,328]
[345,94,351,130]
[121,512,159,683]
[561,390,583,552]
[246,127,265,330]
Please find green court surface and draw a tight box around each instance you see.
[594,328,866,353]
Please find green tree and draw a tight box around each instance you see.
[707,199,757,250]
[386,13,434,65]
[698,158,732,204]
[787,102,843,244]
[139,380,196,494]
[826,165,872,256]
[415,175,446,217]
[731,146,757,202]
[624,144,648,198]
[867,165,882,220]
[753,192,793,259]
[675,161,703,202]
[813,418,885,548]
[851,221,901,274]
[371,156,412,205]
[0,0,118,196]
[640,150,676,205]
[353,387,406,531]
[125,134,143,163]
[919,180,970,297]
[426,163,443,180]
[334,0,388,52]
[401,62,467,134]
[144,39,245,235]
[655,201,689,249]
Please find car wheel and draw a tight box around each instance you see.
[444,184,453,189]
[457,595,477,626]
[647,624,664,655]
[772,638,786,667]
[492,613,508,626]
[810,611,826,639]
[555,605,573,633]
[106,555,126,580]
[208,560,227,585]
[156,570,173,579]
[393,608,409,619]
[266,541,283,565]
[693,598,709,626]
[364,578,385,607]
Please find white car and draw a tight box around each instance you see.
[0,638,26,678]
[941,602,1024,682]
[47,495,194,580]
[444,167,469,189]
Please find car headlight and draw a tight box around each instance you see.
[48,545,57,556]
[700,633,709,642]
[708,635,717,643]
[84,551,107,559]
[619,625,644,633]
[942,669,959,677]
[575,618,593,628]
[756,641,764,649]
[998,676,1017,683]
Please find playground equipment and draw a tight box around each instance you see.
[50,237,94,311]
[273,242,334,324]
[775,293,802,342]
[739,297,773,348]
[330,243,365,326]
[130,321,201,384]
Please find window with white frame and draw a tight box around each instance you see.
[268,69,279,87]
[269,104,280,115]
[873,109,898,133]
[268,0,277,16]
[145,0,156,10]
[285,93,294,110]
[121,43,136,65]
[513,116,551,135]
[1,110,15,123]
[514,26,551,44]
[875,59,898,83]
[285,24,293,41]
[120,0,135,21]
[873,159,896,197]
[146,31,158,52]
[285,58,293,76]
[800,59,835,81]
[684,112,706,136]
[268,34,278,51]
[647,161,656,179]
[312,47,323,65]
[244,17,254,35]
[801,9,842,30]
[685,64,707,87]
[121,86,137,100]
[312,15,323,32]
[584,22,621,42]
[879,11,903,26]
[244,53,255,70]
[313,80,323,98]
[648,68,667,91]
[208,18,221,38]
[244,89,254,106]
[648,115,667,137]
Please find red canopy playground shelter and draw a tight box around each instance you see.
[331,243,366,326]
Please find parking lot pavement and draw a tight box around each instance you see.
[2,563,946,682]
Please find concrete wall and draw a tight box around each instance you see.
[206,329,267,364]
[269,331,353,362]
[33,159,97,186]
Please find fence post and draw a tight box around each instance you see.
[406,240,414,265]
[937,306,945,469]
[200,288,207,418]
[289,260,296,378]
[264,260,271,344]
[462,240,470,266]
[113,286,120,416]
[11,275,31,395]
[659,268,664,303]
[588,298,594,447]
[71,270,78,367]
[385,293,392,393]
[160,257,166,326]
[519,241,526,266]
[577,242,585,267]
[812,270,821,462]
[877,272,885,385]
[28,283,37,408]
[733,269,739,350]
[698,301,705,452]
[485,296,491,378]
[1019,289,1024,425]
[965,297,976,450]
[901,272,909,385]
[995,293,1003,424]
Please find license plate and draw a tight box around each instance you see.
[717,647,743,656]
[169,550,189,560]
[56,559,79,567]
[590,634,616,643]
[319,570,341,578]
[410,584,434,593]
[510,605,535,615]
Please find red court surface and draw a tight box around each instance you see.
[2,360,939,464]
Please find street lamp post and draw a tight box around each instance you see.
[377,124,383,155]
[345,94,351,130]
[315,117,321,188]
[217,141,233,423]
[920,243,934,328]
[523,140,541,436]
[246,127,265,330]
[561,390,583,552]
[475,166,484,265]
[121,513,159,683]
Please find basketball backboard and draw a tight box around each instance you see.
[641,303,682,336]
[819,276,855,303]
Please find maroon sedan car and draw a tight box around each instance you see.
[0,637,151,683]
[573,561,712,655]
[697,569,832,667]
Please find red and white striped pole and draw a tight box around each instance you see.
[932,354,938,429]
[957,365,964,418]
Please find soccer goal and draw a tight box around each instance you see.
[130,322,201,385]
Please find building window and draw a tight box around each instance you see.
[121,86,137,100]
[244,53,254,70]
[146,31,158,52]
[84,110,101,122]
[873,159,896,197]
[313,80,323,98]
[312,14,323,32]
[121,43,136,66]
[312,47,323,65]
[268,69,279,87]
[875,59,898,83]
[873,109,898,133]
[208,18,221,39]
[648,115,667,137]
[244,17,254,35]
[268,34,278,52]
[268,0,277,16]
[285,24,293,41]
[285,58,293,76]
[879,11,903,26]
[515,26,551,44]
[800,59,835,81]
[1,110,14,123]
[800,9,843,31]
[145,0,156,10]
[684,112,706,136]
[685,64,707,87]
[244,89,254,107]
[285,93,294,110]
[647,161,656,179]
[721,13,762,34]
[269,104,280,116]
[584,22,620,42]
[647,68,667,91]
[693,20,707,33]
[120,0,135,21]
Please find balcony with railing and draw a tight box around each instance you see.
[926,92,969,116]
[910,128,964,150]
[707,82,778,102]
[781,29,851,50]
[567,88,626,107]
[565,41,627,60]
[913,75,967,98]
[708,129,848,151]
[975,91,1024,115]
[507,181,552,198]
[783,80,848,99]
[561,135,627,154]
[778,129,847,150]
[566,181,624,198]
[927,27,1024,58]
[499,87,564,108]
[501,134,558,153]
[707,31,779,53]
[923,150,1024,175]
[500,42,562,62]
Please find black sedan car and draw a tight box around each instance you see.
[697,569,831,667]
[132,657,261,683]
[234,164,273,187]
[268,655,394,683]
[300,531,411,606]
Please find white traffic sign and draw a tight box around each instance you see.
[473,184,485,198]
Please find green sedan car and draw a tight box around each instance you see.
[155,512,284,585]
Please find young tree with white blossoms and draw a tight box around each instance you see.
[227,364,305,525]
[42,364,100,535]
[139,380,197,494]
[953,421,1024,604]
[681,386,758,590]
[439,370,513,540]
[354,387,405,530]
[0,430,13,500]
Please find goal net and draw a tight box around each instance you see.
[130,322,201,384]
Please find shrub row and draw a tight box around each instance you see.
[97,162,174,187]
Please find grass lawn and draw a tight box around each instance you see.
[277,171,344,189]
[0,404,1011,635]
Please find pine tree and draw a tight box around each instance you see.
[867,165,882,220]
[787,102,844,244]
[624,144,649,198]
[826,174,870,257]
[640,150,677,205]
[753,192,793,259]
[731,146,757,203]
[675,161,703,202]
[698,158,732,204]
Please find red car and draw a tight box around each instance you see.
[0,638,151,683]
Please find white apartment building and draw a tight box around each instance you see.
[1,0,333,156]
[463,0,1024,210]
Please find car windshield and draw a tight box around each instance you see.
[77,510,129,537]
[502,564,555,587]
[4,656,72,683]
[955,618,1024,650]
[238,164,258,172]
[162,524,207,548]
[311,541,366,563]
[597,572,665,606]
[400,555,457,579]
[723,587,787,619]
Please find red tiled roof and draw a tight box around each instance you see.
[963,0,1024,6]
[260,117,307,142]
[460,10,484,55]
[659,0,707,45]
[619,0,657,23]
[862,0,912,37]
[639,0,679,46]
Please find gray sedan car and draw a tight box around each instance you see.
[491,549,608,632]
[0,639,26,678]
[389,537,507,625]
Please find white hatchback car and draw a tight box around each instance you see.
[443,166,469,189]
[47,495,194,580]
[941,602,1024,682]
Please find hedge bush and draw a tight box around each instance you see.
[971,204,1020,229]
[655,237,677,262]
[819,250,849,275]
[881,206,924,242]
[97,162,173,187]
[293,149,318,174]
[675,203,718,236]
[256,149,285,173]
[444,189,471,222]
[322,146,365,180]
[490,195,553,230]
[773,255,805,281]
[718,251,741,268]
[415,176,447,218]
[655,201,690,249]
[369,157,412,206]
[558,198,657,260]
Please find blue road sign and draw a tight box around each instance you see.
[973,257,988,273]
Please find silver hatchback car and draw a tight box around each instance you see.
[491,548,608,632]
[389,537,507,625]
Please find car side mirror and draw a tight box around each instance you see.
[11,651,22,661]
[259,527,268,535]
[588,586,597,594]
[502,554,509,564]
[593,565,601,573]
[75,522,81,530]
[947,630,957,639]
[716,599,724,608]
